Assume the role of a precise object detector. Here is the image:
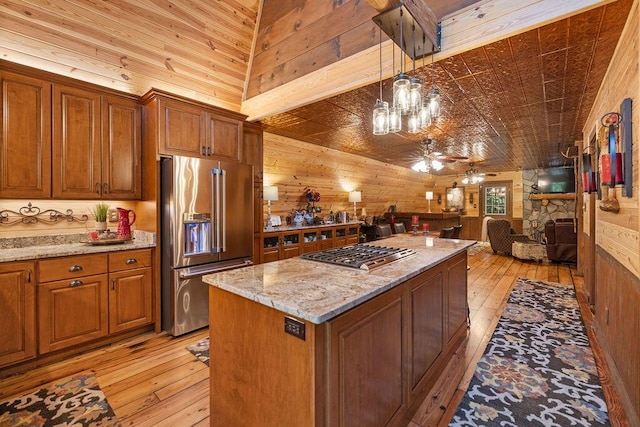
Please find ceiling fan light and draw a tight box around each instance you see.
[428,88,441,118]
[389,106,402,133]
[462,177,470,185]
[432,159,444,170]
[393,72,411,114]
[412,160,429,173]
[372,100,389,135]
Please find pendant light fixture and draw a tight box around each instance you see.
[428,52,441,118]
[371,3,441,136]
[372,27,389,135]
[392,8,410,114]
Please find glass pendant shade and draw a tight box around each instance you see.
[372,100,389,135]
[419,98,431,129]
[428,88,441,118]
[389,106,401,133]
[407,108,419,133]
[409,77,422,111]
[393,72,411,114]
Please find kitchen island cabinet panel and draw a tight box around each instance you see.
[328,284,405,426]
[409,269,444,391]
[0,72,51,199]
[0,261,36,366]
[445,253,468,345]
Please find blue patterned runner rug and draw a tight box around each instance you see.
[450,278,610,426]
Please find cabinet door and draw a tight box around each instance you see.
[328,284,406,426]
[109,267,153,333]
[445,252,468,345]
[0,262,36,366]
[38,274,109,354]
[52,85,101,199]
[0,72,51,198]
[205,113,241,161]
[158,98,206,157]
[102,96,141,199]
[243,124,263,182]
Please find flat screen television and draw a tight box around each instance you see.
[537,167,576,193]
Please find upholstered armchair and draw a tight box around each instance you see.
[544,219,577,263]
[487,219,531,255]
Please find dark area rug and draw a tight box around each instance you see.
[187,337,210,367]
[0,371,120,426]
[450,278,610,426]
[467,242,489,256]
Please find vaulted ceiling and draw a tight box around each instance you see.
[0,0,632,175]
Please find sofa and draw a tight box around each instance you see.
[487,219,531,255]
[544,219,577,263]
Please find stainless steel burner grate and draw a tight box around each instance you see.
[300,244,415,270]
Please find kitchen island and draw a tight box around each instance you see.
[203,234,474,426]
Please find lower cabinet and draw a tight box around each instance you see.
[37,249,153,356]
[0,261,36,366]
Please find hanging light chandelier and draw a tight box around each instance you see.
[372,3,441,136]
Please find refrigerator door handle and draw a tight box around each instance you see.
[221,168,227,253]
[211,168,221,253]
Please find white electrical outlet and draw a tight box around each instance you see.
[108,209,118,222]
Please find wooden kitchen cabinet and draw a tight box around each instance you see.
[149,91,244,161]
[0,261,36,367]
[38,254,109,354]
[261,230,301,263]
[37,249,154,355]
[108,249,153,333]
[52,85,141,199]
[0,72,51,199]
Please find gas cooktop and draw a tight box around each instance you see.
[300,244,415,270]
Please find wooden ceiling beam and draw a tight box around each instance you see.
[241,0,617,121]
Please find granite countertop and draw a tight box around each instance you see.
[0,230,156,263]
[203,234,476,324]
[263,222,361,233]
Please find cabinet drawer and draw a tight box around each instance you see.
[109,249,152,272]
[39,254,108,282]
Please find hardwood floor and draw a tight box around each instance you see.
[0,246,628,426]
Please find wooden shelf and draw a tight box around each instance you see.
[530,193,576,200]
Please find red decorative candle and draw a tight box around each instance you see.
[423,223,428,231]
[412,215,419,224]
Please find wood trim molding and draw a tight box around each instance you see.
[241,0,617,121]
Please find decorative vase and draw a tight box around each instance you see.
[95,221,108,231]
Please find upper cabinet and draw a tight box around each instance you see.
[143,89,245,162]
[0,71,52,199]
[53,85,141,199]
[0,62,142,200]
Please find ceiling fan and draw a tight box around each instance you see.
[461,163,497,184]
[411,138,469,173]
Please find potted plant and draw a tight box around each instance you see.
[92,202,109,231]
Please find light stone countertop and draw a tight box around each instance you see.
[203,234,476,324]
[0,230,156,263]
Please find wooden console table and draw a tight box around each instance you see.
[384,212,462,233]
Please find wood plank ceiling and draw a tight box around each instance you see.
[0,0,632,175]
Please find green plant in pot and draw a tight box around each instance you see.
[92,202,109,231]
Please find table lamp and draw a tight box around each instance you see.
[264,185,279,229]
[348,191,361,222]
[426,191,433,213]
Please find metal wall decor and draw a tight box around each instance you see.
[0,202,89,226]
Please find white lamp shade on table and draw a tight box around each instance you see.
[264,185,279,201]
[425,191,433,200]
[348,191,362,203]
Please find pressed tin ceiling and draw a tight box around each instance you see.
[260,0,632,175]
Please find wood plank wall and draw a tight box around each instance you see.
[262,132,523,239]
[580,0,640,422]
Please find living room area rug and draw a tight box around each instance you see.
[186,337,210,367]
[467,241,490,256]
[0,371,120,426]
[450,278,610,426]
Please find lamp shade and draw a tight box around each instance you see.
[264,185,279,201]
[348,191,362,203]
[426,191,433,200]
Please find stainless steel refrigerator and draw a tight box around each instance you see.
[161,156,253,336]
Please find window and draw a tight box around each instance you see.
[484,186,507,215]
